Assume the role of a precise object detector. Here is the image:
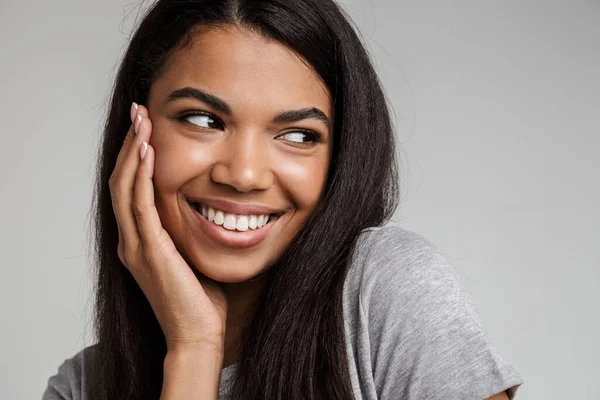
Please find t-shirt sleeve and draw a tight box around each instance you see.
[42,346,93,400]
[42,358,75,400]
[360,227,524,399]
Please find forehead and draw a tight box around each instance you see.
[150,26,331,116]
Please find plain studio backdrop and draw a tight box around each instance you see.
[1,0,598,398]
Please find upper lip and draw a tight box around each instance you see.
[186,196,285,216]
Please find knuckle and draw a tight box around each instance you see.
[123,247,139,269]
[131,202,145,219]
[123,248,135,266]
[109,179,122,196]
[117,243,126,265]
[118,237,142,268]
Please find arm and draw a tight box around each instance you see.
[160,345,224,400]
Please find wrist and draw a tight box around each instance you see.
[161,345,224,400]
[165,342,224,365]
[166,338,225,356]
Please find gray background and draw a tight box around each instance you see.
[1,0,598,398]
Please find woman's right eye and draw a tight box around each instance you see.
[178,111,224,130]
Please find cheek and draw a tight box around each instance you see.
[151,143,190,193]
[274,153,329,211]
[150,126,211,194]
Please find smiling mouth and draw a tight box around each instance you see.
[190,201,280,232]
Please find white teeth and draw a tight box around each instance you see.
[195,204,273,232]
[214,210,224,225]
[223,214,237,230]
[258,215,270,227]
[236,216,249,231]
[248,215,258,229]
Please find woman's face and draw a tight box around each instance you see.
[146,26,333,283]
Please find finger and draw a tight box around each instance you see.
[132,141,166,247]
[110,122,139,254]
[110,104,151,250]
[130,101,138,123]
[112,104,149,177]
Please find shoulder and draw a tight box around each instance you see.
[343,223,524,399]
[346,223,471,349]
[346,223,459,316]
[350,223,450,283]
[42,344,98,400]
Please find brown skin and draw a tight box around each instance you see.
[110,25,333,367]
[110,25,509,399]
[486,392,510,400]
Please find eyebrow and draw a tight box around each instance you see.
[166,86,331,132]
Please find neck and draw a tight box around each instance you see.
[220,273,268,368]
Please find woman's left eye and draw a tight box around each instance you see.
[278,130,321,145]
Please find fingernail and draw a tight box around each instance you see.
[134,114,142,135]
[140,142,148,160]
[130,102,138,123]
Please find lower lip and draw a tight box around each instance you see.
[187,202,278,249]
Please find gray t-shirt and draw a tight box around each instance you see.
[43,224,524,399]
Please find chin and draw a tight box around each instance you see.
[186,251,275,284]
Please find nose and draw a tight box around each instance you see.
[210,131,274,193]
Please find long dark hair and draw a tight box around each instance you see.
[90,0,399,398]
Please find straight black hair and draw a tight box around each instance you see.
[90,0,400,398]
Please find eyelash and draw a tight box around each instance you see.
[177,111,323,146]
[178,111,224,130]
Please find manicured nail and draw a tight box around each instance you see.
[134,114,142,134]
[140,142,148,160]
[130,102,138,123]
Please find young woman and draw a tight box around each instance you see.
[42,0,524,399]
